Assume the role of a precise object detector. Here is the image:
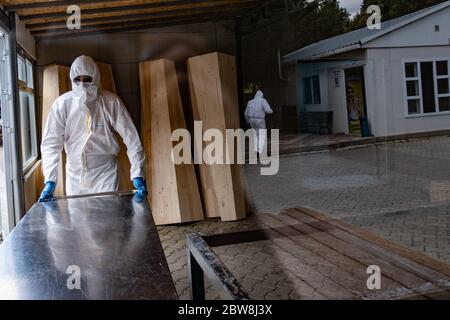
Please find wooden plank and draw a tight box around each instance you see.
[271,213,407,289]
[187,52,247,222]
[96,62,117,93]
[299,207,450,279]
[15,0,228,14]
[41,64,70,196]
[199,208,450,299]
[24,161,42,211]
[261,212,449,299]
[95,62,133,191]
[293,209,450,284]
[257,213,435,299]
[139,58,204,226]
[18,0,259,24]
[283,209,450,297]
[33,16,217,39]
[27,5,254,32]
[203,211,447,299]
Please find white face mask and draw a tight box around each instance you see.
[73,81,98,102]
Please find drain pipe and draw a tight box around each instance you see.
[277,48,290,83]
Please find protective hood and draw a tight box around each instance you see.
[70,55,100,88]
[255,90,264,99]
[70,56,100,104]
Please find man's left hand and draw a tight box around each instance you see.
[133,177,148,199]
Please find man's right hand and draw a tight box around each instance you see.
[38,181,56,203]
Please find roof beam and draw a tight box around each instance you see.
[15,0,260,21]
[4,0,114,11]
[28,8,251,35]
[27,4,254,31]
[34,14,237,39]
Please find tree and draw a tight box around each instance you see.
[348,0,447,30]
[289,0,350,50]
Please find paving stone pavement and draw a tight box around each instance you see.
[158,137,450,300]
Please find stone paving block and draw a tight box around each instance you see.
[269,284,294,298]
[246,268,272,281]
[260,274,286,288]
[154,138,450,299]
[240,277,260,291]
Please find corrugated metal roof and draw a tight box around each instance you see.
[284,1,450,62]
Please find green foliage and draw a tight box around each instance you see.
[288,0,350,50]
[348,0,447,30]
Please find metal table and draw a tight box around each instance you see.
[0,194,177,300]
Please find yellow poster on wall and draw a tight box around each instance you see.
[345,68,366,135]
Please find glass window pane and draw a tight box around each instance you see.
[405,63,418,78]
[19,91,32,163]
[303,77,312,104]
[438,78,449,94]
[406,80,419,96]
[28,93,37,160]
[439,97,450,112]
[26,59,33,89]
[421,61,436,113]
[19,90,37,168]
[312,75,321,104]
[408,99,420,114]
[17,56,26,82]
[437,61,448,76]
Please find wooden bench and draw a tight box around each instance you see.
[188,208,450,300]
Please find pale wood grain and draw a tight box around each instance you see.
[187,52,247,222]
[140,59,204,225]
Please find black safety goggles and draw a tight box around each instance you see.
[74,75,93,83]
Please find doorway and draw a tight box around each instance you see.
[345,66,369,137]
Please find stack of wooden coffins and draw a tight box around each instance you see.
[139,52,248,225]
[40,52,248,225]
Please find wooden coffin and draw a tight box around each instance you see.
[139,59,204,225]
[41,64,71,196]
[187,52,247,222]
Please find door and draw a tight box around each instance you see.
[0,12,25,238]
[345,66,370,137]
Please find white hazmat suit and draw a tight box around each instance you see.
[244,90,273,154]
[41,55,146,195]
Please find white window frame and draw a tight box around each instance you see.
[435,61,450,112]
[302,74,321,105]
[403,58,450,118]
[17,51,38,173]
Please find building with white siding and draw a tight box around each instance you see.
[284,1,450,137]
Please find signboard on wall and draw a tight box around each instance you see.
[332,70,341,88]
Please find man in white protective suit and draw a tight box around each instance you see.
[244,90,274,156]
[39,55,148,202]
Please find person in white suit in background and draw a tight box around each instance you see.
[245,90,274,156]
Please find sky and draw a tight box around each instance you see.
[339,0,364,17]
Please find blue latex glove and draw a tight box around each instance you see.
[133,177,148,199]
[42,201,58,213]
[38,181,56,203]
